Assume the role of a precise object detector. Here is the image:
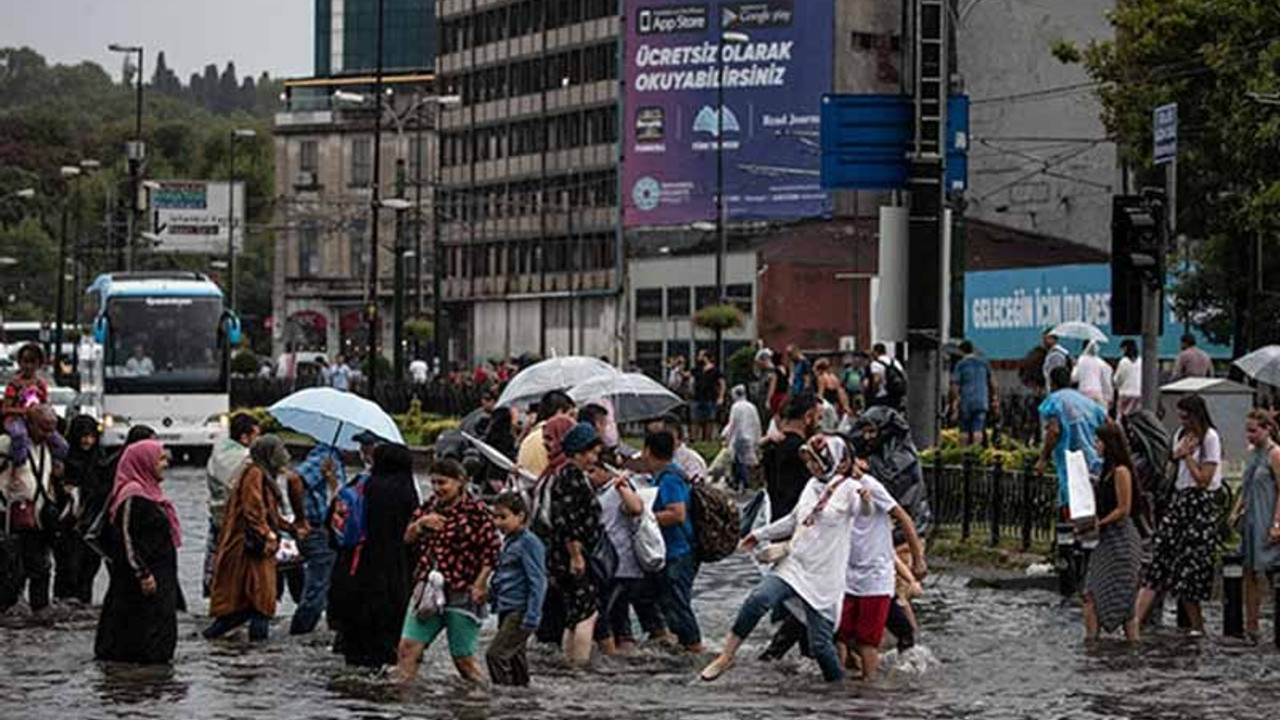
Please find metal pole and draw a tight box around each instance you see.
[393,158,407,382]
[414,100,425,318]
[128,48,144,272]
[366,0,386,396]
[567,171,576,355]
[715,36,726,370]
[433,132,445,377]
[227,135,237,310]
[54,196,69,378]
[1141,166,1170,412]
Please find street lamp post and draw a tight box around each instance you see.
[364,0,387,398]
[108,43,144,271]
[228,128,257,312]
[54,166,84,378]
[714,31,749,369]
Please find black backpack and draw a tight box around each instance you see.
[882,360,908,404]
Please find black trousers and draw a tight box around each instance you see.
[15,531,52,611]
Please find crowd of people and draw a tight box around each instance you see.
[1,329,1277,689]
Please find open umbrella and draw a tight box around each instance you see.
[1050,321,1108,344]
[460,431,539,487]
[1233,345,1280,386]
[569,372,682,423]
[496,356,620,409]
[268,387,404,451]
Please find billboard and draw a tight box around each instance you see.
[148,180,244,254]
[623,0,833,227]
[963,263,1231,360]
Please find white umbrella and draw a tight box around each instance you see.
[1233,345,1280,386]
[497,356,620,409]
[1050,321,1108,343]
[569,372,683,423]
[268,387,405,450]
[461,431,539,486]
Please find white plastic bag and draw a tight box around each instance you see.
[632,487,666,572]
[1065,450,1096,521]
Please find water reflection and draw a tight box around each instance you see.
[0,469,1276,720]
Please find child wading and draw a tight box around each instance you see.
[486,492,548,686]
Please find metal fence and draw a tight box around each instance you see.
[230,377,486,416]
[923,452,1060,551]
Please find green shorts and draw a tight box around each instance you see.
[401,607,482,658]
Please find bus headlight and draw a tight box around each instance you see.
[103,414,115,429]
[206,413,230,428]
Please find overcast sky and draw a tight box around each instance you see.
[0,0,313,80]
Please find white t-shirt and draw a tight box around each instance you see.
[126,356,155,376]
[0,436,54,518]
[408,359,429,383]
[1113,357,1141,398]
[845,476,899,597]
[756,476,864,624]
[1071,355,1113,403]
[1176,427,1224,492]
[870,356,898,399]
[675,444,708,480]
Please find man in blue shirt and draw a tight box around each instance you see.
[646,429,703,654]
[950,340,997,446]
[1037,366,1107,508]
[285,444,344,634]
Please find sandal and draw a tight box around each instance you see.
[699,655,734,682]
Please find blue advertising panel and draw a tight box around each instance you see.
[964,263,1231,360]
[818,94,912,190]
[623,0,833,227]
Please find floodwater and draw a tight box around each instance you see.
[0,467,1276,720]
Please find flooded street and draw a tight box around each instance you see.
[1,467,1277,720]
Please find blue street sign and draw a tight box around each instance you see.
[819,93,971,191]
[819,94,913,190]
[1154,103,1178,165]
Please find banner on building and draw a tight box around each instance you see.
[148,180,244,254]
[964,263,1231,360]
[623,0,833,227]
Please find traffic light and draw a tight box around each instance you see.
[1110,194,1165,335]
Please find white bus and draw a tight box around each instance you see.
[80,272,242,459]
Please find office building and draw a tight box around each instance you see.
[315,0,436,76]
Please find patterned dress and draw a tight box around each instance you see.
[1082,472,1140,632]
[1144,487,1219,603]
[535,464,603,625]
[411,495,500,616]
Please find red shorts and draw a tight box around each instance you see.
[837,595,892,648]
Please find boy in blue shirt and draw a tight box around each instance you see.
[487,492,547,686]
[646,430,704,654]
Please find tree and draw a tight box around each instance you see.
[1056,0,1280,352]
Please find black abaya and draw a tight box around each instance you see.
[327,471,418,667]
[94,497,185,664]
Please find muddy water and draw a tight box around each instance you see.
[0,468,1276,719]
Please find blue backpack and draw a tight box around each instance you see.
[329,473,371,552]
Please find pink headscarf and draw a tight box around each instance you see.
[108,440,182,548]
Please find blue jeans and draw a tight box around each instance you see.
[657,554,701,647]
[204,610,271,642]
[730,575,843,682]
[289,527,335,635]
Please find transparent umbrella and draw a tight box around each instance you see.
[268,387,404,450]
[569,372,683,423]
[1233,345,1280,387]
[1050,321,1108,343]
[496,356,620,410]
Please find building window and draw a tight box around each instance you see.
[351,137,372,187]
[726,283,754,316]
[695,285,718,311]
[408,136,426,183]
[635,288,663,319]
[666,286,691,317]
[635,341,664,380]
[299,140,319,174]
[299,222,321,277]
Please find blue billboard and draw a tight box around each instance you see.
[623,0,833,227]
[964,263,1231,360]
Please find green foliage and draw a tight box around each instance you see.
[405,319,434,343]
[726,344,757,388]
[0,217,56,312]
[1050,40,1082,64]
[231,348,260,375]
[920,430,1043,470]
[693,304,745,332]
[1060,1,1280,348]
[395,398,459,446]
[234,406,283,434]
[0,47,280,352]
[361,354,393,378]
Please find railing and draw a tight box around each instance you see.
[923,452,1059,551]
[230,377,486,416]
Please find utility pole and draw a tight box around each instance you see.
[393,159,407,382]
[365,0,386,396]
[905,0,949,448]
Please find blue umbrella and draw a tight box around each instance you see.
[268,387,404,451]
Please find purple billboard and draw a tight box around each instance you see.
[623,0,834,227]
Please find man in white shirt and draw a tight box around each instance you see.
[867,343,906,410]
[721,385,762,491]
[125,345,155,376]
[839,472,926,680]
[0,405,59,613]
[1113,339,1142,416]
[408,358,429,384]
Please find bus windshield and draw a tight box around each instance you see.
[104,296,226,393]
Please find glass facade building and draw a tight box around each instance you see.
[315,0,435,76]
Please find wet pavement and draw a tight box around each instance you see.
[0,467,1277,719]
